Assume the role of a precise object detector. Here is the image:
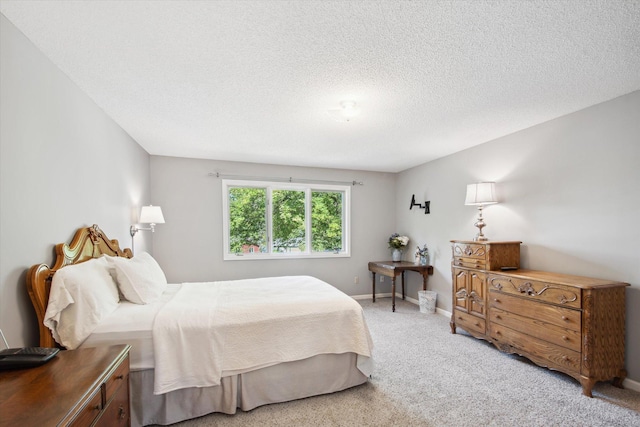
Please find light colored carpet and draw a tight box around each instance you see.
[160,298,640,426]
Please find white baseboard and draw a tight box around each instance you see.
[351,293,389,300]
[352,293,451,317]
[623,377,640,393]
[403,294,451,317]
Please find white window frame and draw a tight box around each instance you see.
[222,179,351,260]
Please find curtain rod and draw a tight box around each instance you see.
[208,172,363,186]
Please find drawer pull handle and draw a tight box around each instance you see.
[118,405,126,419]
[495,315,502,320]
[493,298,500,303]
[561,316,568,321]
[496,331,501,335]
[562,355,568,361]
[475,322,480,327]
[115,374,124,380]
[562,336,569,341]
[93,404,101,411]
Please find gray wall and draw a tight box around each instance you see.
[149,156,397,295]
[0,15,151,347]
[396,91,640,382]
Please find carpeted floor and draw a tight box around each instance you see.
[160,298,640,426]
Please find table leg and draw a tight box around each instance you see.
[401,272,406,300]
[372,272,376,302]
[391,275,396,312]
[423,272,428,291]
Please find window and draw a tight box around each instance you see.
[222,179,350,260]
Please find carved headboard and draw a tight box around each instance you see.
[26,224,132,347]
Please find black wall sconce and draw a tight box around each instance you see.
[410,194,430,214]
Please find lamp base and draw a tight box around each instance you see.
[473,206,488,241]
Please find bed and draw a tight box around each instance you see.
[27,225,373,426]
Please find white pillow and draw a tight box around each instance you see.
[108,252,167,304]
[43,257,120,349]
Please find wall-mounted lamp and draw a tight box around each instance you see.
[327,100,361,122]
[130,205,165,252]
[465,182,498,241]
[410,194,430,214]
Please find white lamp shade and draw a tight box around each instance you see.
[465,182,498,206]
[139,205,165,224]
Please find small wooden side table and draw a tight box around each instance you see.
[368,261,434,312]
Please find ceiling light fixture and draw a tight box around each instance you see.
[327,101,360,122]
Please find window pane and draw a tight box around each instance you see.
[223,179,349,260]
[272,189,306,253]
[228,187,267,254]
[311,191,343,252]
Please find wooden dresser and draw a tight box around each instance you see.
[0,344,130,426]
[450,240,629,397]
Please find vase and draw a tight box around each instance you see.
[392,248,403,262]
[420,255,429,266]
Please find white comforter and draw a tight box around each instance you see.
[152,276,373,395]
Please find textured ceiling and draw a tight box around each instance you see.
[1,1,639,173]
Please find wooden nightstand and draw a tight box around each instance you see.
[0,344,130,426]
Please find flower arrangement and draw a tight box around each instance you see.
[388,233,410,249]
[415,244,429,265]
[415,244,429,258]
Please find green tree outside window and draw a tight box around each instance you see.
[224,181,348,258]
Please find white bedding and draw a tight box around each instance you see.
[81,276,374,397]
[152,276,373,394]
[80,284,181,370]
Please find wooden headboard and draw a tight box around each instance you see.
[26,224,132,348]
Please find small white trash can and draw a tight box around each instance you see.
[418,290,437,314]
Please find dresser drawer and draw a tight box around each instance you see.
[105,354,129,402]
[453,311,486,335]
[488,274,581,309]
[489,291,580,331]
[490,323,581,372]
[95,376,129,427]
[453,257,487,269]
[489,307,581,352]
[451,241,520,271]
[70,388,102,427]
[453,243,486,260]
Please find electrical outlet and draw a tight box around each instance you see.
[380,275,384,282]
[354,276,359,284]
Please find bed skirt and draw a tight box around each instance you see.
[130,352,369,426]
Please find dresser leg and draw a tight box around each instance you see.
[579,377,595,398]
[612,369,627,388]
[450,317,457,334]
